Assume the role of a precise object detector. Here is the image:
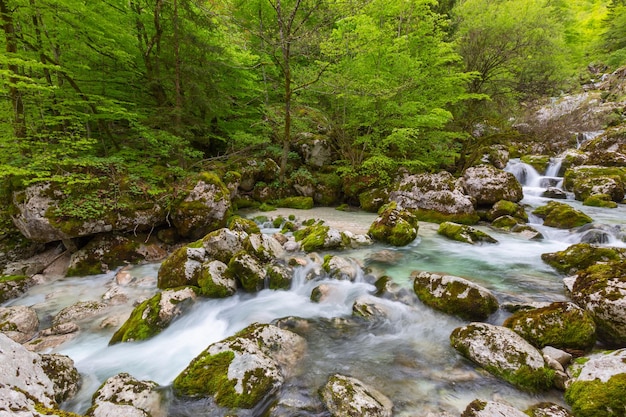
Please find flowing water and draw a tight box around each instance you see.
[4,160,626,416]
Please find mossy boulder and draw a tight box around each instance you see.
[244,233,285,263]
[390,171,479,225]
[277,196,314,210]
[227,251,267,292]
[293,221,362,252]
[563,165,626,202]
[86,372,165,417]
[541,243,626,275]
[368,202,419,246]
[66,233,164,277]
[202,228,248,264]
[320,374,393,417]
[0,305,39,343]
[323,255,360,281]
[173,323,306,409]
[460,164,524,206]
[567,260,626,347]
[172,172,232,239]
[521,155,552,174]
[583,194,618,208]
[109,287,198,344]
[525,402,574,417]
[532,201,593,229]
[450,322,555,392]
[228,216,260,234]
[359,188,390,213]
[412,271,499,320]
[0,274,32,303]
[491,215,520,230]
[486,200,528,222]
[266,261,293,290]
[503,302,596,351]
[578,127,626,166]
[437,222,498,245]
[564,349,626,417]
[157,245,206,289]
[198,260,237,298]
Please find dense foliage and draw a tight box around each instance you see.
[0,0,621,197]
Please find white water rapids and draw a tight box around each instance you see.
[4,159,626,416]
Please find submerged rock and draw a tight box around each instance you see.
[367,202,419,246]
[503,302,596,351]
[412,271,499,320]
[461,399,528,417]
[450,322,554,392]
[437,222,498,245]
[460,164,523,206]
[320,374,393,417]
[0,305,39,344]
[87,372,166,417]
[533,201,593,229]
[173,323,306,409]
[565,348,626,417]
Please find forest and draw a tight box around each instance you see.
[0,0,623,216]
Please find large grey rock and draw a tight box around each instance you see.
[0,275,33,303]
[320,374,393,417]
[412,271,499,320]
[0,305,39,344]
[198,260,236,297]
[462,399,528,417]
[87,373,166,417]
[40,353,81,404]
[173,323,306,409]
[450,322,554,392]
[52,300,108,327]
[171,173,232,239]
[202,228,248,264]
[390,172,478,224]
[460,164,523,206]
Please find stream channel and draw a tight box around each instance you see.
[4,158,626,416]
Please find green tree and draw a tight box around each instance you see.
[318,0,469,175]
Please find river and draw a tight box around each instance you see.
[4,159,625,416]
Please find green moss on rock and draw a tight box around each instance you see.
[541,243,625,275]
[368,202,419,246]
[583,194,618,208]
[109,293,164,344]
[173,350,238,403]
[414,208,480,225]
[565,374,626,417]
[533,201,593,229]
[278,196,314,210]
[437,221,498,244]
[293,223,330,252]
[228,216,261,234]
[503,302,596,351]
[521,155,551,174]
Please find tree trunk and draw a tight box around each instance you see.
[0,0,26,138]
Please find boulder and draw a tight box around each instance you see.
[583,193,618,208]
[541,243,626,275]
[503,302,596,351]
[460,164,523,206]
[567,260,626,347]
[109,287,198,344]
[437,222,498,245]
[266,261,293,290]
[486,200,528,222]
[244,233,286,263]
[578,128,626,167]
[227,251,267,292]
[87,373,166,417]
[0,274,32,303]
[359,188,390,213]
[198,260,237,298]
[389,171,479,224]
[412,271,499,320]
[11,181,165,244]
[157,244,206,289]
[352,296,393,320]
[565,349,626,417]
[367,202,419,246]
[542,187,568,199]
[323,255,361,281]
[320,374,393,417]
[511,224,544,240]
[277,196,314,210]
[486,145,510,169]
[450,322,554,391]
[461,399,528,417]
[0,332,79,413]
[173,323,306,409]
[227,216,260,235]
[52,300,107,327]
[67,233,165,277]
[563,165,626,202]
[293,221,367,252]
[491,215,520,230]
[202,228,248,264]
[0,305,39,344]
[297,137,333,168]
[532,201,593,229]
[171,172,232,239]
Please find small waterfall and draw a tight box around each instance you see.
[576,131,604,148]
[545,157,563,178]
[504,159,542,187]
